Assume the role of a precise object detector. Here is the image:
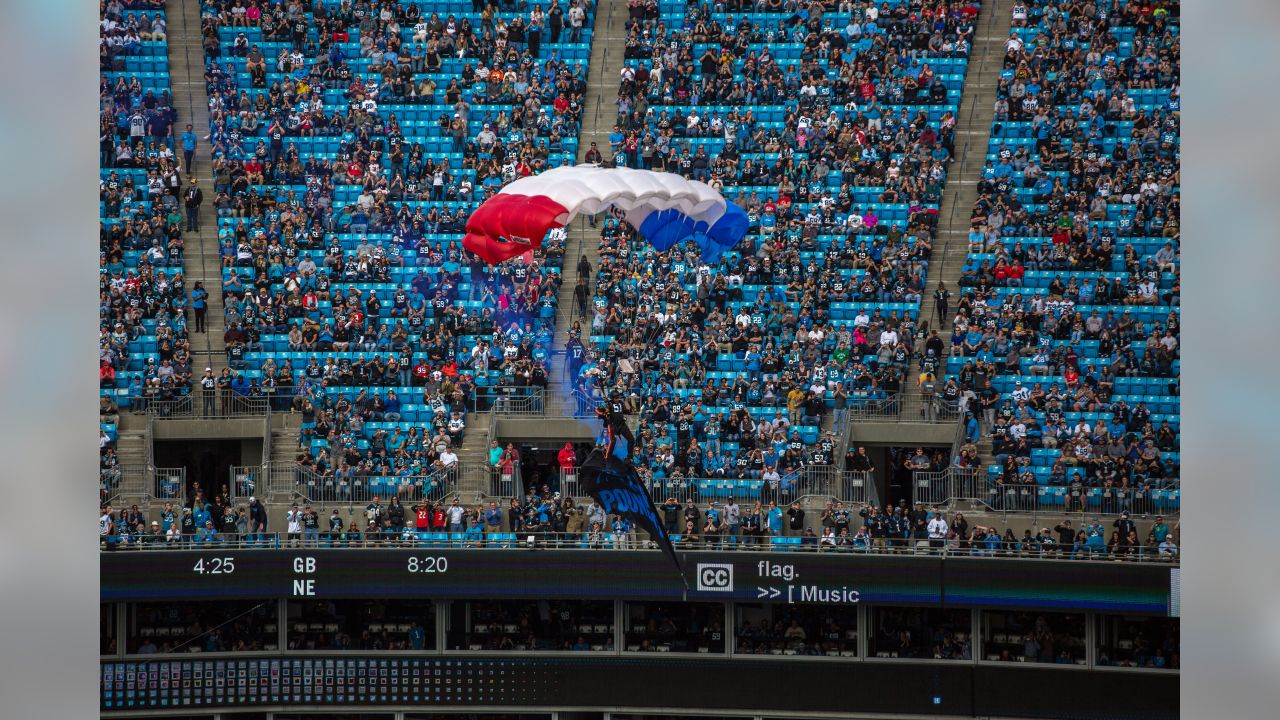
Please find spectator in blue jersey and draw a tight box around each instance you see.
[179,123,197,173]
[195,520,220,544]
[1084,519,1108,554]
[766,501,784,537]
[408,621,427,651]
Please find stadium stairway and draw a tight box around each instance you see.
[900,0,1011,439]
[113,424,150,483]
[441,2,626,483]
[167,0,228,379]
[545,217,600,418]
[453,424,494,498]
[266,416,301,503]
[105,0,226,513]
[545,0,626,418]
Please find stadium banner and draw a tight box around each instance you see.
[101,549,1171,614]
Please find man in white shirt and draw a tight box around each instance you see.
[927,513,949,546]
[567,1,585,42]
[286,503,302,547]
[853,310,870,329]
[1136,279,1157,304]
[1009,420,1027,440]
[100,507,114,541]
[439,448,459,468]
[447,412,466,444]
[1011,380,1031,403]
[446,499,466,531]
[878,327,899,348]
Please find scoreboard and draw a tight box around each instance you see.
[101,655,1178,717]
[102,548,1175,614]
[103,657,549,710]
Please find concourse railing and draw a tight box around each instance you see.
[98,529,1181,564]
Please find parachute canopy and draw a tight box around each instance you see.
[464,166,749,264]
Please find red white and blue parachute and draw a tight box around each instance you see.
[463,166,749,264]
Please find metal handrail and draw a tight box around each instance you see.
[269,461,459,508]
[911,466,1182,518]
[472,386,545,415]
[97,530,1181,564]
[129,392,275,418]
[229,465,258,501]
[260,399,273,492]
[104,464,187,507]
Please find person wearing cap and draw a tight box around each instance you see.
[1150,516,1170,544]
[447,497,466,533]
[286,503,303,548]
[199,366,216,416]
[1084,518,1107,555]
[145,521,164,545]
[247,496,268,545]
[1113,511,1136,540]
[917,367,938,421]
[300,504,319,546]
[195,520,220,544]
[723,497,741,543]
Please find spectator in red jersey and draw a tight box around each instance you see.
[557,442,577,471]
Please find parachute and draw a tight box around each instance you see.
[463,166,749,264]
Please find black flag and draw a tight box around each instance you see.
[579,444,685,587]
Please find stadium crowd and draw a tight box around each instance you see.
[191,0,601,489]
[99,478,1178,562]
[100,0,194,499]
[947,0,1181,509]
[100,0,1181,538]
[565,0,983,502]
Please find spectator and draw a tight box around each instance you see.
[195,520,220,544]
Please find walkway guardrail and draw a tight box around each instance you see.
[97,530,1180,563]
[267,461,456,508]
[472,386,545,414]
[843,395,962,423]
[517,466,875,508]
[838,470,880,506]
[558,466,582,498]
[229,465,259,500]
[102,465,186,506]
[983,480,1181,518]
[909,467,1180,518]
[129,392,276,418]
[845,395,902,422]
[913,467,984,507]
[641,464,846,506]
